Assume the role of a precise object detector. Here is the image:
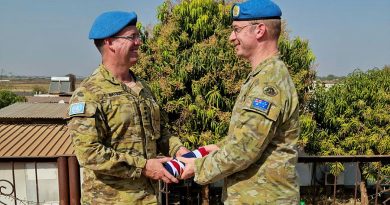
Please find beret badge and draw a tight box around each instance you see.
[232,5,240,17]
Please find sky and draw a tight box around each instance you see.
[0,0,389,77]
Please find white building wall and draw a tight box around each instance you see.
[296,163,313,186]
[343,163,361,186]
[0,162,59,205]
[297,162,362,186]
[0,162,15,205]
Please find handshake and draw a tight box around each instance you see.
[142,145,219,183]
[163,147,209,178]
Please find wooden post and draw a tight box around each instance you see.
[57,157,69,205]
[333,174,337,205]
[354,162,359,205]
[360,182,368,205]
[201,185,209,205]
[312,162,318,205]
[68,156,81,205]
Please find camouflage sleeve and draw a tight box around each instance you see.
[68,89,146,179]
[194,93,282,184]
[157,110,184,157]
[216,136,228,148]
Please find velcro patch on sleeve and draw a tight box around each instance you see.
[251,98,271,114]
[243,97,281,121]
[69,102,86,116]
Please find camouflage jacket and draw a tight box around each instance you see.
[67,65,183,204]
[194,56,300,205]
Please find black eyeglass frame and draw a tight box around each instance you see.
[111,35,141,41]
[231,23,260,34]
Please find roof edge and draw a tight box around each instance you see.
[0,155,76,162]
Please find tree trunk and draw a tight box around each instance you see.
[360,181,368,205]
[201,185,209,205]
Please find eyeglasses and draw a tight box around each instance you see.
[231,23,259,34]
[111,34,141,41]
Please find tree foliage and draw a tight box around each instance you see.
[134,0,316,149]
[0,90,25,109]
[279,34,316,110]
[302,67,390,178]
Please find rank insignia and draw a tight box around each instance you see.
[263,86,278,97]
[69,102,86,116]
[251,98,270,113]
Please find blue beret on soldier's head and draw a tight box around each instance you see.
[231,0,281,21]
[88,11,137,39]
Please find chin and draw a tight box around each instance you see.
[129,59,138,66]
[235,47,242,55]
[125,56,136,65]
[235,51,244,57]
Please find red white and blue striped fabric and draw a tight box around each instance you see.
[163,147,209,178]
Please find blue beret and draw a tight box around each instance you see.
[231,0,282,21]
[89,11,137,39]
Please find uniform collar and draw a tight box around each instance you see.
[98,64,138,85]
[130,81,145,96]
[244,54,280,84]
[97,64,145,96]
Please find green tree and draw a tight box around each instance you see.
[302,67,390,201]
[134,0,316,149]
[0,90,25,109]
[32,85,48,95]
[279,32,316,110]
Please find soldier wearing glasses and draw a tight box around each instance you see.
[67,11,189,204]
[179,0,300,204]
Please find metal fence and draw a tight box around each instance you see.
[0,156,80,205]
[1,155,389,205]
[0,160,50,205]
[159,155,390,205]
[298,155,390,205]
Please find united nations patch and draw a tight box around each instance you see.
[69,102,86,116]
[263,86,278,97]
[251,98,270,113]
[232,5,240,17]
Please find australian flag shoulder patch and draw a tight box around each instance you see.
[251,98,271,113]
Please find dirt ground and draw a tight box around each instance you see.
[0,78,82,94]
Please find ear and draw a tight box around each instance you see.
[254,23,266,39]
[104,38,115,52]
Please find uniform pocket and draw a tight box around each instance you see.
[139,98,161,141]
[107,95,144,146]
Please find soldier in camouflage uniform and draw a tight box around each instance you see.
[179,0,300,204]
[67,11,189,204]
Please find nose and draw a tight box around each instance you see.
[229,31,236,42]
[134,38,141,46]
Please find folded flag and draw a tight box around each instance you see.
[163,147,209,178]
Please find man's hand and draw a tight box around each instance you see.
[175,146,191,157]
[203,144,219,153]
[176,157,196,180]
[142,157,179,183]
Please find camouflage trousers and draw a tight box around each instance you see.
[81,190,158,205]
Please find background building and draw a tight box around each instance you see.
[0,102,80,205]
